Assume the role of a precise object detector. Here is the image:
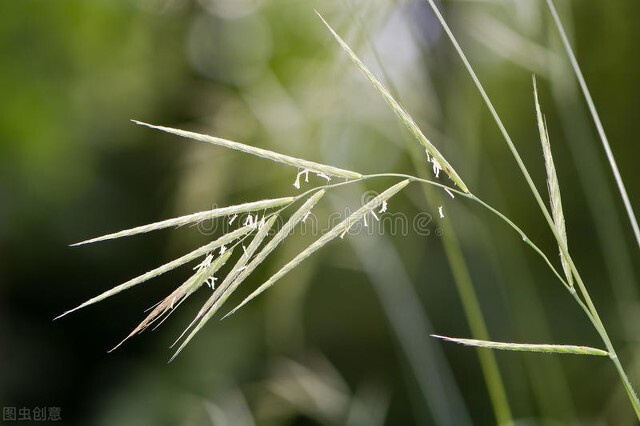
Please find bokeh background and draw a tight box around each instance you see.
[1,0,639,424]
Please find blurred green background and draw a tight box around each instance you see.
[1,0,639,424]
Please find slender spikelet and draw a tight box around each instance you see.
[215,190,326,320]
[533,77,572,288]
[132,120,362,180]
[109,249,233,352]
[171,215,278,360]
[72,198,293,246]
[55,225,253,319]
[227,179,411,315]
[432,335,609,356]
[316,13,468,193]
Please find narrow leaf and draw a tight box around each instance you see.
[533,77,572,288]
[72,198,293,246]
[133,120,362,180]
[228,179,411,315]
[316,12,468,193]
[55,225,253,319]
[432,335,609,356]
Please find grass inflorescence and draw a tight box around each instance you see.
[62,3,640,421]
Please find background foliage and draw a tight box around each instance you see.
[1,0,639,424]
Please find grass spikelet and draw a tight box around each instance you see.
[132,120,362,180]
[109,249,233,352]
[72,198,294,246]
[171,215,278,360]
[226,179,411,314]
[55,225,253,319]
[316,13,469,193]
[219,190,326,319]
[533,77,572,288]
[432,335,609,356]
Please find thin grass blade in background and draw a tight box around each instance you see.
[432,335,609,356]
[533,77,572,288]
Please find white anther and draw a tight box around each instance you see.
[432,158,442,178]
[316,172,331,182]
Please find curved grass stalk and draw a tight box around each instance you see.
[424,0,640,418]
[468,1,640,337]
[469,9,636,416]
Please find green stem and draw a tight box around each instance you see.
[289,171,640,417]
[563,256,640,419]
[424,0,640,418]
[329,172,640,418]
